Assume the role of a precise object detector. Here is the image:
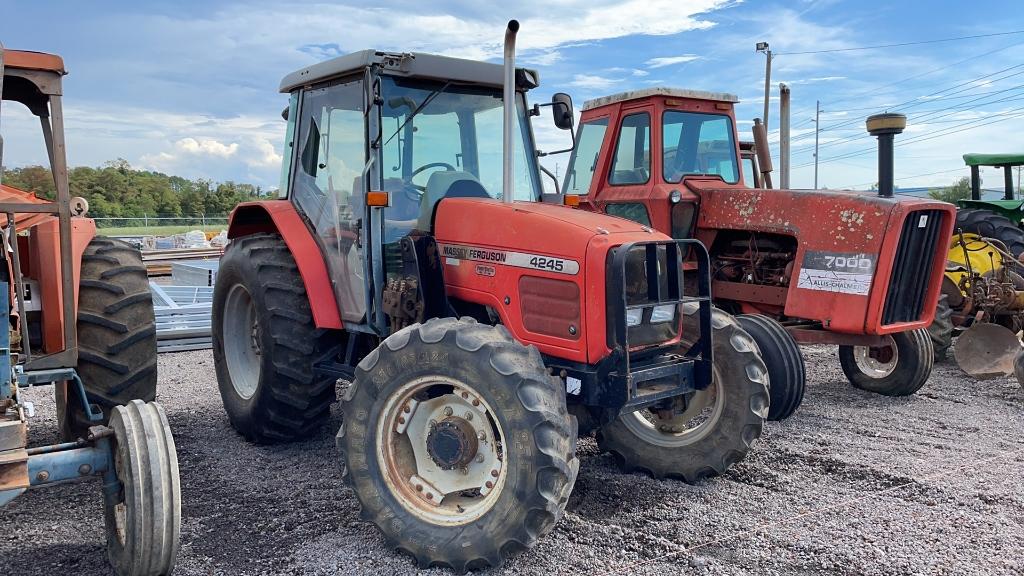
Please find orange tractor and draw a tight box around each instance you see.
[565,88,955,418]
[213,22,770,571]
[0,47,179,575]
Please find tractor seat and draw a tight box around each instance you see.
[417,171,490,232]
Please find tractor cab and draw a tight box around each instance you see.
[958,152,1024,222]
[272,50,553,328]
[563,87,743,237]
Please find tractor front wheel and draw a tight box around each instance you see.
[736,314,805,421]
[60,238,158,440]
[838,329,933,396]
[597,304,769,482]
[338,317,578,572]
[212,233,337,443]
[927,294,954,362]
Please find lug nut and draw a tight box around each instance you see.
[490,469,499,478]
[464,412,473,421]
[426,493,434,500]
[477,431,486,440]
[476,453,485,463]
[36,471,49,482]
[461,392,469,399]
[443,407,453,417]
[403,405,411,413]
[485,481,494,489]
[416,484,423,492]
[398,416,406,424]
[472,399,480,407]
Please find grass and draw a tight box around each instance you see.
[95,224,226,237]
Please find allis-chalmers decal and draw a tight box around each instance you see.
[796,250,877,296]
[440,244,580,275]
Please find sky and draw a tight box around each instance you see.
[1,0,1022,192]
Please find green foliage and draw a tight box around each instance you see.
[1,158,272,219]
[928,176,972,203]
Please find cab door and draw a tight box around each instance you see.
[594,104,656,229]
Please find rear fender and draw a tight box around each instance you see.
[228,201,343,329]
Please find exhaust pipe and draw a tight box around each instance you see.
[502,19,519,204]
[865,113,906,198]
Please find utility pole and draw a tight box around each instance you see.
[756,42,772,132]
[813,100,821,189]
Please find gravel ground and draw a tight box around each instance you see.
[3,346,1023,576]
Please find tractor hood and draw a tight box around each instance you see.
[686,180,952,253]
[434,197,660,256]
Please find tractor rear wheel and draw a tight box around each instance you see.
[955,208,1024,259]
[338,317,578,572]
[597,304,769,482]
[212,233,337,443]
[838,329,933,396]
[736,314,805,421]
[60,237,158,440]
[927,294,954,362]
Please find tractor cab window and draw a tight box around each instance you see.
[609,113,651,185]
[378,76,540,245]
[291,77,367,323]
[663,111,738,184]
[561,118,609,195]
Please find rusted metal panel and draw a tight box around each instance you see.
[786,327,887,347]
[0,447,30,493]
[711,280,786,306]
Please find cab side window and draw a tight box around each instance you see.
[608,112,651,185]
[561,118,609,195]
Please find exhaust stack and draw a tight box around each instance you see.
[866,113,906,198]
[502,19,519,204]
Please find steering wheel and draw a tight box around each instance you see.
[409,162,457,192]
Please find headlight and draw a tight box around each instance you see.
[626,308,643,327]
[650,304,676,324]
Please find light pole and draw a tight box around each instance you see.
[813,100,822,189]
[756,42,772,132]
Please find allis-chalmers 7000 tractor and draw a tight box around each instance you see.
[565,88,956,419]
[212,22,770,571]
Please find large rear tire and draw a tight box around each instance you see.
[838,329,933,396]
[955,208,1024,259]
[736,314,805,421]
[927,294,954,362]
[338,318,578,573]
[61,237,158,440]
[212,233,337,443]
[597,304,769,482]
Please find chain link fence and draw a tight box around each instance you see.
[92,215,230,230]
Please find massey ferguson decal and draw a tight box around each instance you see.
[440,244,580,275]
[796,251,877,296]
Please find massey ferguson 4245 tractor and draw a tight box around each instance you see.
[566,88,956,418]
[213,22,770,570]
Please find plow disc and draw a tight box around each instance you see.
[954,323,1022,379]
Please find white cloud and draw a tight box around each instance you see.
[645,55,701,68]
[174,137,238,158]
[632,69,650,77]
[569,74,620,90]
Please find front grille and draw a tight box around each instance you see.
[882,209,945,325]
[606,243,682,349]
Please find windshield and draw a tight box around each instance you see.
[379,76,541,208]
[662,111,739,184]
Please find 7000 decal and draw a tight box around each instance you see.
[441,244,580,275]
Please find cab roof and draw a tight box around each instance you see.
[963,152,1024,167]
[1,49,66,75]
[279,50,538,93]
[582,87,739,111]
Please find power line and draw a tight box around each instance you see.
[836,167,968,190]
[775,29,1024,56]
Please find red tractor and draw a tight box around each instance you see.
[565,88,955,419]
[212,22,770,571]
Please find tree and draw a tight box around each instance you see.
[928,176,972,203]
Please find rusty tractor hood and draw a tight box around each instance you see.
[686,180,951,253]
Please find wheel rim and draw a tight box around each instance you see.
[376,376,507,526]
[621,375,725,448]
[223,284,261,399]
[853,336,898,379]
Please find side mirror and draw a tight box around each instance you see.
[551,93,574,131]
[281,106,290,121]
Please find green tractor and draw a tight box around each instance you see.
[929,153,1024,381]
